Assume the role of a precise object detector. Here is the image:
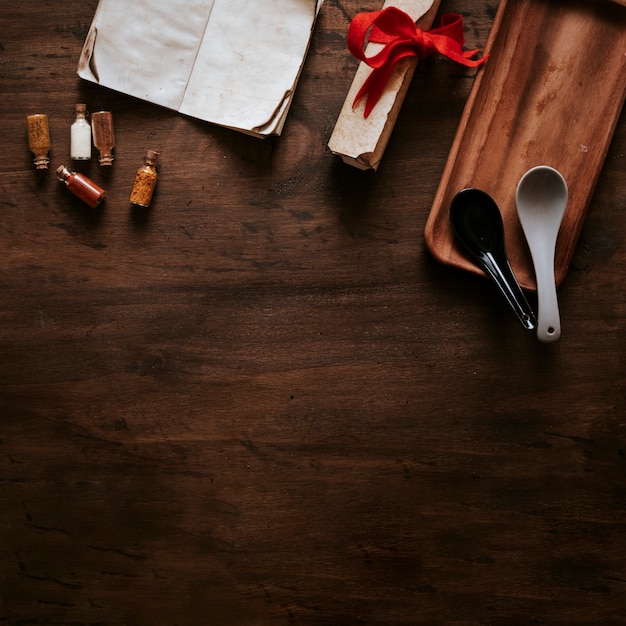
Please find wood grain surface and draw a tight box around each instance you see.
[1,1,625,625]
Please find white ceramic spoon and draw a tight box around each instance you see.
[515,166,568,343]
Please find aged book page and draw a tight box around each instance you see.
[78,0,323,137]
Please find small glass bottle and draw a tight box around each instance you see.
[70,103,92,160]
[56,165,106,208]
[27,113,51,169]
[129,150,159,207]
[91,110,115,165]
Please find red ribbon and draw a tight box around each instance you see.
[348,8,489,117]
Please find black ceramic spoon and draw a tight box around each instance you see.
[450,188,536,331]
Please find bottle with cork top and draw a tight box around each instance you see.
[70,103,92,161]
[26,114,51,170]
[91,110,115,165]
[130,150,159,207]
[56,165,106,208]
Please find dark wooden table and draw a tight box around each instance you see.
[2,1,625,624]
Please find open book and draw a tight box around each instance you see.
[78,0,323,137]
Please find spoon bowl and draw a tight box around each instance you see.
[515,166,568,342]
[450,188,536,331]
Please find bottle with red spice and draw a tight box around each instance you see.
[56,165,106,208]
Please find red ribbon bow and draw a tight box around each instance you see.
[348,8,489,117]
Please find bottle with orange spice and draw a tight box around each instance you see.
[129,150,159,207]
[26,114,51,170]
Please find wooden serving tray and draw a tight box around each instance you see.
[424,0,626,290]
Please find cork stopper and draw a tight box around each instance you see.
[75,103,87,115]
[146,149,159,163]
[33,156,50,170]
[56,164,71,182]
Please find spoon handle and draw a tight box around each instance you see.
[481,252,537,331]
[531,245,561,342]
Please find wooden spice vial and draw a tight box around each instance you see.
[56,165,106,208]
[129,150,159,207]
[26,113,51,169]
